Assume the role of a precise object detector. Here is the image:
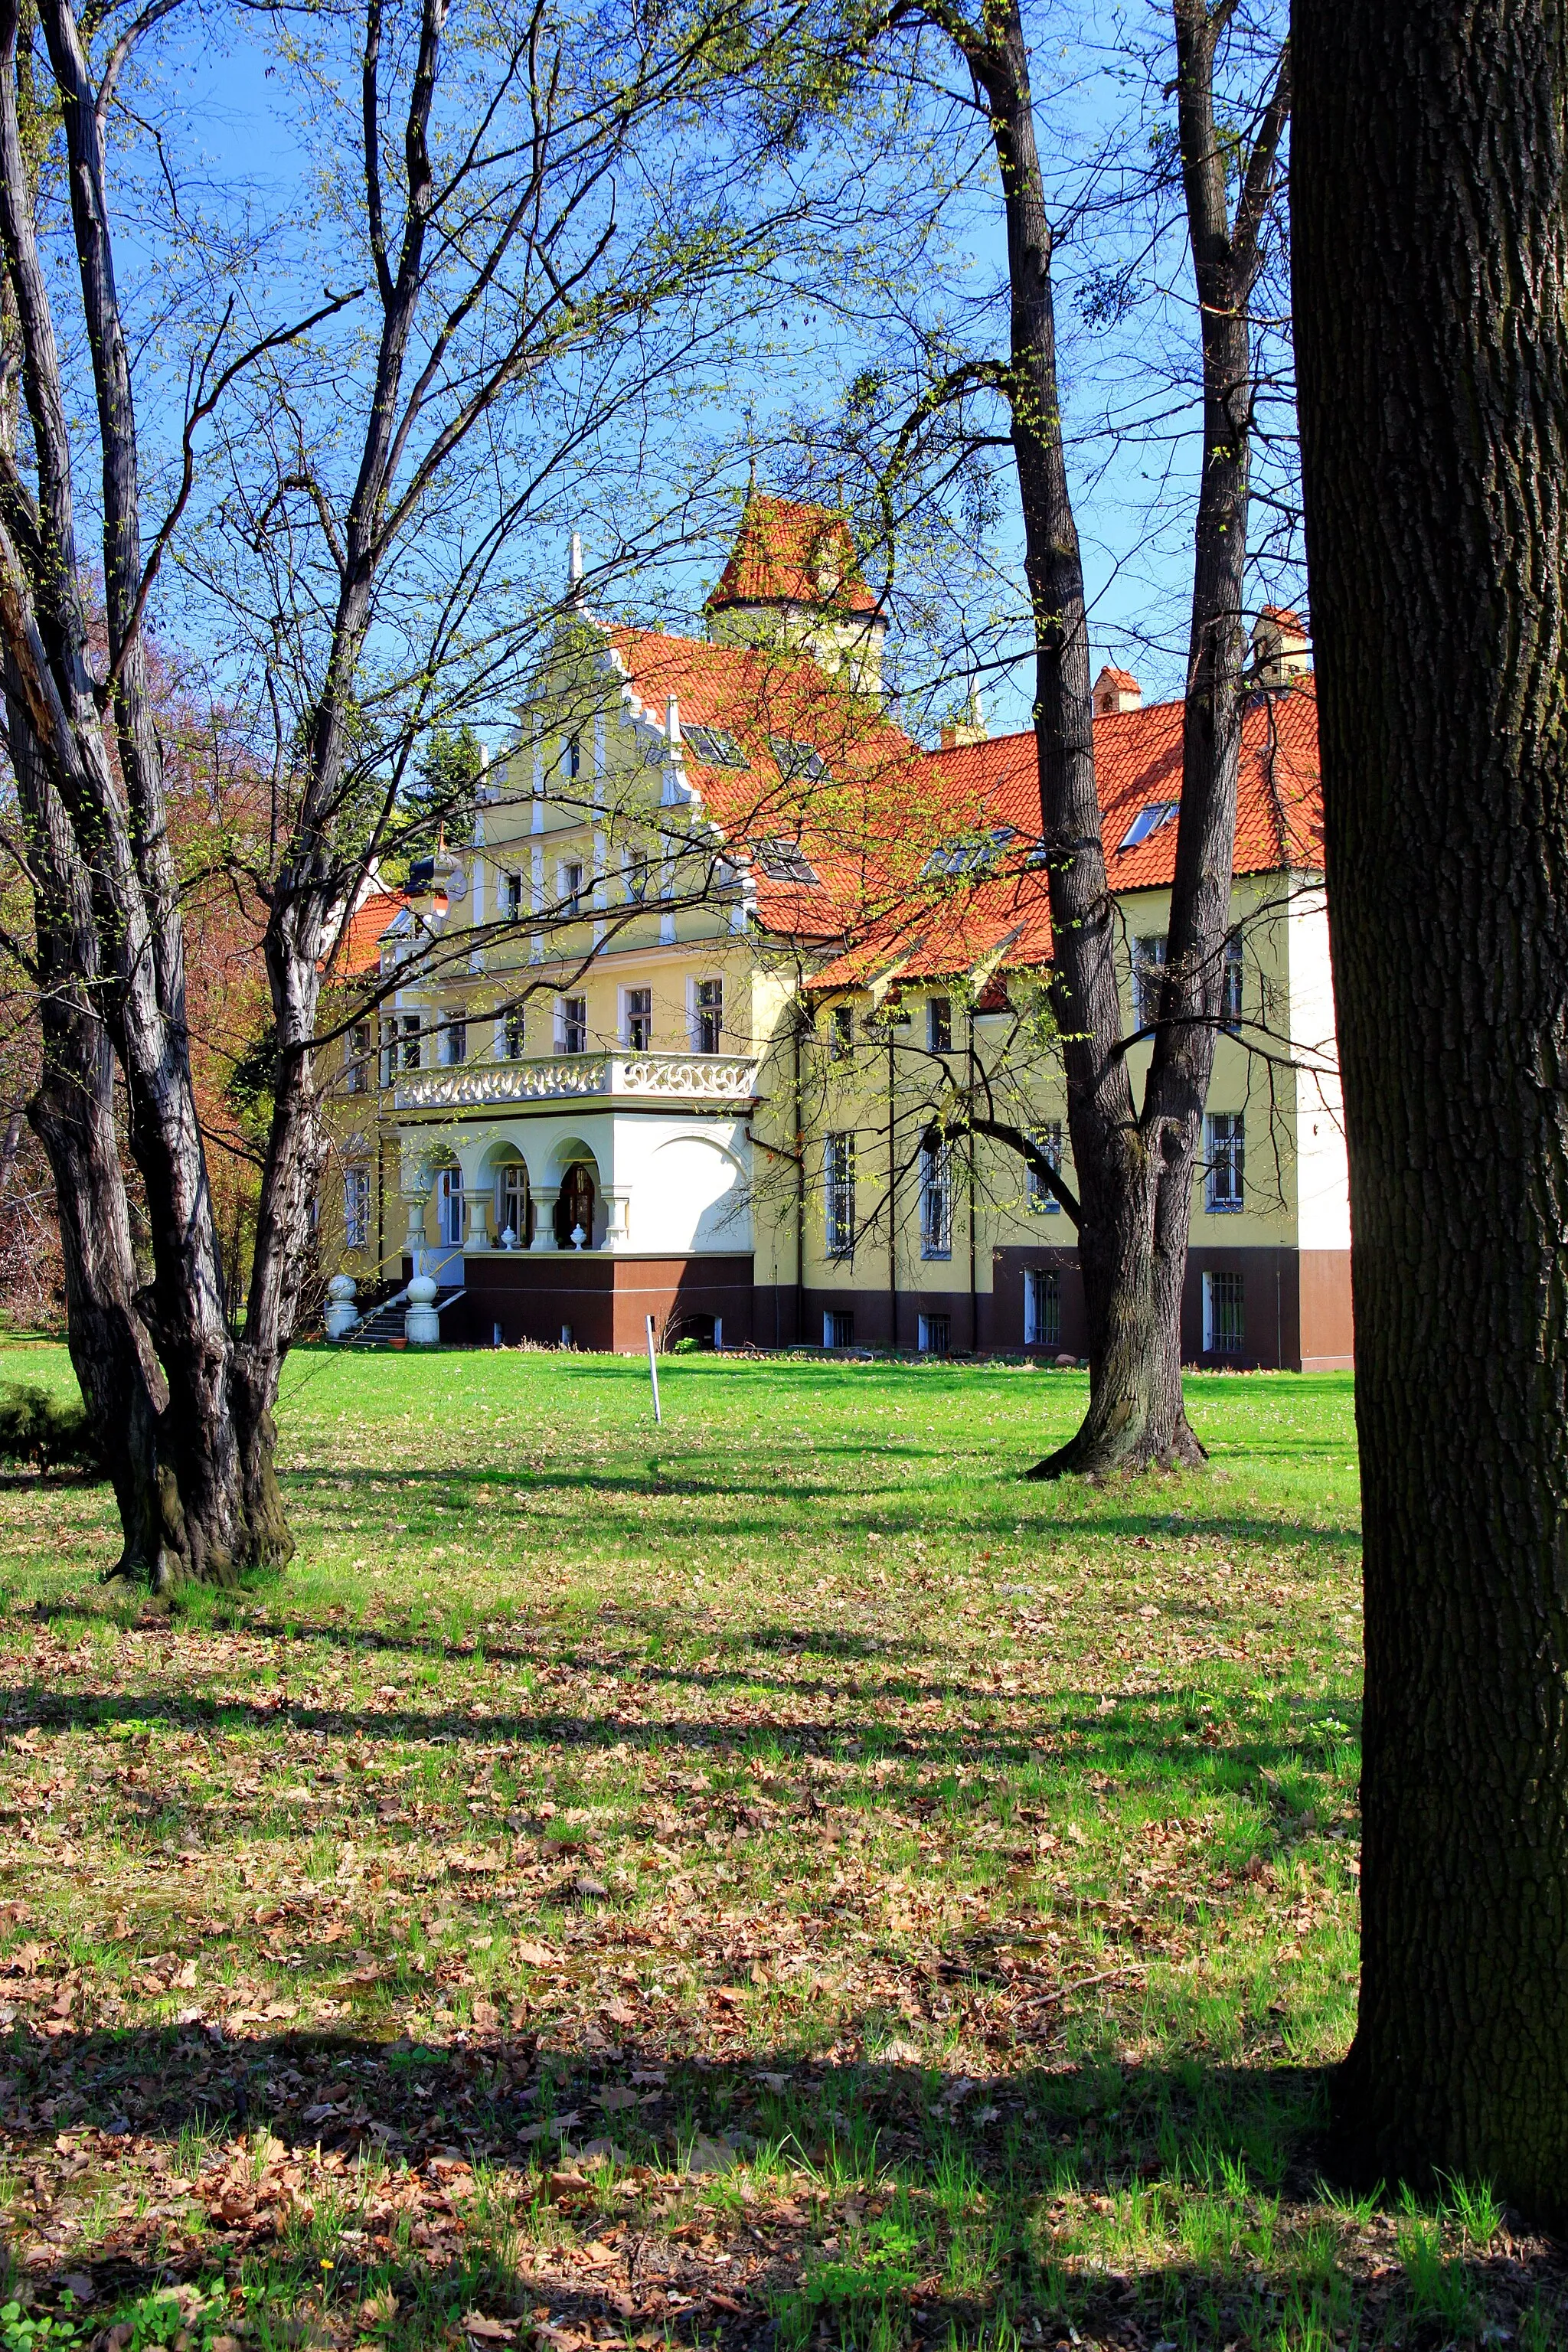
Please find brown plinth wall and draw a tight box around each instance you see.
[406,1243,1353,1367]
[773,1245,1354,1369]
[409,1254,756,1352]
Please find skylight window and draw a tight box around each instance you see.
[922,828,1017,880]
[684,723,750,769]
[769,737,829,784]
[1119,800,1179,851]
[754,838,820,887]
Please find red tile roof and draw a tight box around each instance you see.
[608,627,961,940]
[1098,665,1140,691]
[808,681,1321,989]
[607,623,1321,988]
[331,885,409,977]
[704,492,879,617]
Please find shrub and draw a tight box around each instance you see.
[0,1383,101,1477]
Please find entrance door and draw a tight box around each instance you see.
[555,1161,596,1248]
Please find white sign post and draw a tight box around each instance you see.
[645,1313,662,1425]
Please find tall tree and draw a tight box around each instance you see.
[864,0,1289,1471]
[1294,0,1568,2219]
[0,0,834,1583]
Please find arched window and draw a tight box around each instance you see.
[555,1161,595,1247]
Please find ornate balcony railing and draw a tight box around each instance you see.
[391,1050,760,1113]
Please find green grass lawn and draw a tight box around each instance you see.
[0,1344,1558,2352]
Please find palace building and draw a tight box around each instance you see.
[322,492,1351,1369]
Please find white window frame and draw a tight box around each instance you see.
[926,995,952,1053]
[825,1132,855,1258]
[1027,1122,1063,1214]
[1220,929,1244,1032]
[1135,934,1167,1029]
[559,858,584,918]
[920,1137,952,1259]
[345,1020,371,1095]
[622,985,653,1051]
[504,870,523,920]
[495,1162,529,1248]
[557,995,588,1054]
[1203,1268,1246,1356]
[1205,1111,1244,1212]
[343,1165,371,1252]
[691,975,724,1055]
[399,1012,422,1070]
[436,1167,464,1249]
[439,1009,468,1067]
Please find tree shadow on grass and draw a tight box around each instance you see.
[3,1681,1358,1794]
[4,2021,1563,2351]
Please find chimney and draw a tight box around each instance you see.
[1093,665,1142,717]
[941,681,989,752]
[1251,606,1312,687]
[665,694,681,746]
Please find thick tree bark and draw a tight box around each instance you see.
[940,0,1285,1475]
[0,0,279,1583]
[1295,0,1568,2219]
[1,667,184,1580]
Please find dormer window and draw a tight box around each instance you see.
[1119,802,1178,851]
[770,737,828,784]
[684,724,750,769]
[754,838,819,886]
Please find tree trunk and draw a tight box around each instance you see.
[1295,0,1568,2220]
[958,0,1284,1477]
[1,668,185,1582]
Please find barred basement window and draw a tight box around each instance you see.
[1204,1269,1246,1356]
[343,1166,371,1252]
[1205,1111,1244,1210]
[1024,1268,1061,1350]
[1027,1122,1063,1214]
[918,1312,950,1356]
[825,1132,855,1257]
[824,1308,854,1349]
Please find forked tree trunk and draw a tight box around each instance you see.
[953,0,1283,1477]
[1295,0,1568,2219]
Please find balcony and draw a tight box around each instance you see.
[390,1050,761,1114]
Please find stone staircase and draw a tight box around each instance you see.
[343,1285,464,1348]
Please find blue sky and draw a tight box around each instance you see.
[136,0,1298,746]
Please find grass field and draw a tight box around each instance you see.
[0,1344,1560,2352]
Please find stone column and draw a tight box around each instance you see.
[530,1186,560,1250]
[466,1193,492,1252]
[603,1189,632,1250]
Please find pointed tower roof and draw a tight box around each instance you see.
[706,489,878,616]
